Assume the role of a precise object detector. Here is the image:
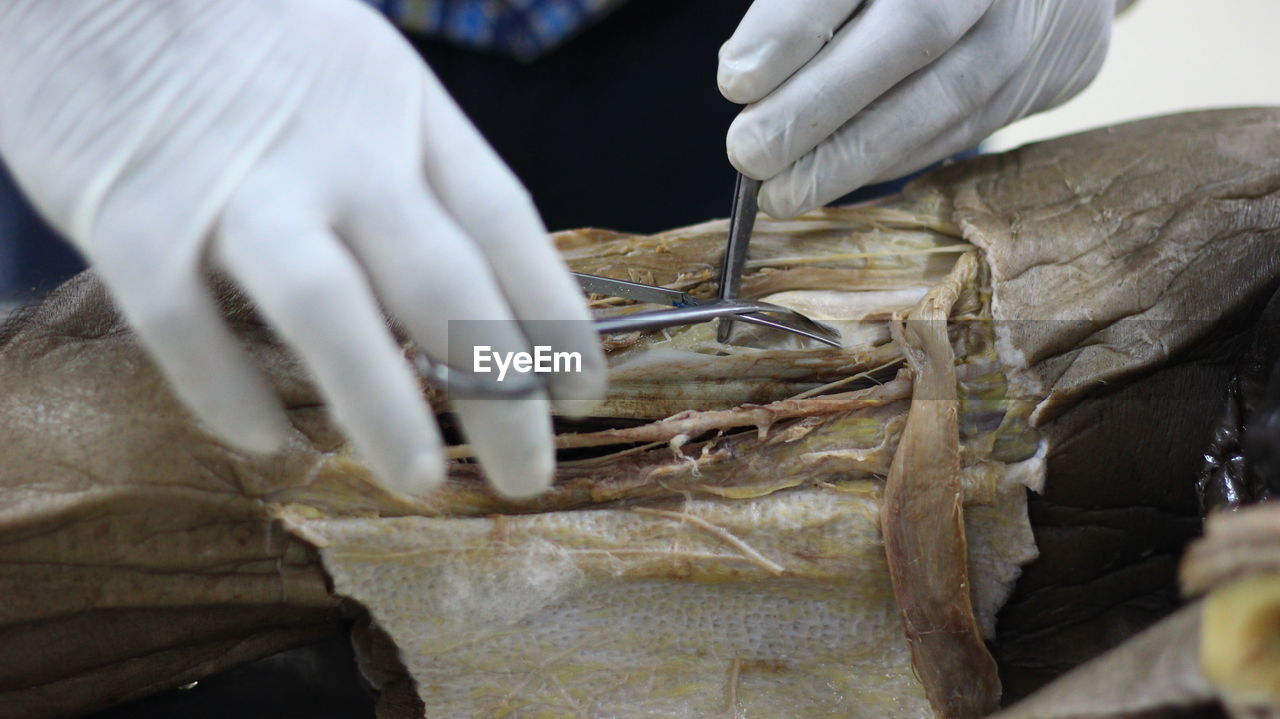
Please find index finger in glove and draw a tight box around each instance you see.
[718,0,866,104]
[212,215,446,499]
[415,72,606,414]
[726,0,993,182]
[340,179,558,500]
[90,250,290,455]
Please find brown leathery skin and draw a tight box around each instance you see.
[906,107,1280,425]
[904,108,1280,708]
[0,275,348,718]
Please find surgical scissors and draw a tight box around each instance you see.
[423,175,841,398]
[574,272,841,347]
[572,172,842,348]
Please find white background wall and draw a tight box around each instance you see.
[988,0,1280,151]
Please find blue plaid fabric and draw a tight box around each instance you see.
[362,0,627,60]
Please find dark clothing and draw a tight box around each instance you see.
[360,0,629,61]
[0,161,82,302]
[412,0,753,235]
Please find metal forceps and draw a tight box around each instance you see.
[572,174,842,347]
[718,172,761,343]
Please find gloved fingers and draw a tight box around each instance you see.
[726,0,993,182]
[873,78,1060,190]
[756,2,1038,218]
[997,1,1113,117]
[340,180,557,498]
[340,180,510,350]
[212,213,445,498]
[415,71,607,414]
[91,253,289,454]
[452,397,556,499]
[718,0,867,104]
[872,35,1106,192]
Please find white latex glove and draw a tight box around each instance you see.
[719,0,1115,218]
[0,0,605,499]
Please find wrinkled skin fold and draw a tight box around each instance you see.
[3,108,1280,718]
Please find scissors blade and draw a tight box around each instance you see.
[591,299,842,348]
[732,310,842,348]
[717,173,762,342]
[572,272,698,307]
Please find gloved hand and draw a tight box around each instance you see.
[0,0,605,499]
[719,0,1115,218]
